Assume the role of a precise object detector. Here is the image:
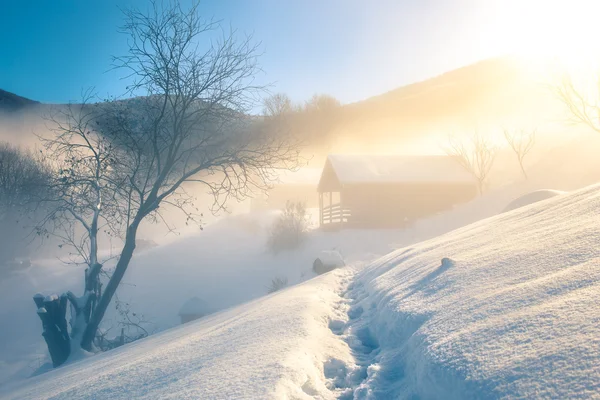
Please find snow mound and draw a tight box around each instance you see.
[502,189,565,212]
[178,296,212,316]
[341,183,600,398]
[0,270,354,400]
[313,250,345,275]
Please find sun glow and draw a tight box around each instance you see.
[488,0,600,73]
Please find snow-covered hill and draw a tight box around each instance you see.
[0,211,414,387]
[3,181,600,398]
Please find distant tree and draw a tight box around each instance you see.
[555,72,600,133]
[0,143,50,266]
[260,93,342,153]
[33,0,302,367]
[267,201,310,253]
[266,276,288,294]
[445,132,497,195]
[263,93,293,119]
[503,128,536,179]
[303,94,341,114]
[301,94,342,150]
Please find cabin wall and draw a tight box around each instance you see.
[340,183,477,228]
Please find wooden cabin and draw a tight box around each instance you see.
[317,155,477,229]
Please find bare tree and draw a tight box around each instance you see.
[445,132,497,195]
[0,143,50,265]
[34,0,301,365]
[263,93,293,118]
[303,94,341,114]
[35,95,123,357]
[503,128,536,179]
[555,73,600,133]
[300,94,341,151]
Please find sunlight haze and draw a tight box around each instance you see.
[3,1,600,399]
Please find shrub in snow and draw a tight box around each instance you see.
[95,299,153,351]
[313,250,345,275]
[267,277,288,294]
[178,297,212,324]
[267,201,310,253]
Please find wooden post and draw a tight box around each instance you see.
[329,192,332,224]
[318,192,323,227]
[340,190,344,228]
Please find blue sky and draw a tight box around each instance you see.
[1,0,588,105]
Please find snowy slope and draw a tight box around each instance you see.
[0,270,354,400]
[4,182,600,398]
[0,211,413,386]
[338,183,600,398]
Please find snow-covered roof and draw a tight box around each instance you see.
[322,154,475,187]
[178,296,210,316]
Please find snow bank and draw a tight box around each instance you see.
[339,183,600,398]
[502,189,565,212]
[0,270,354,400]
[4,181,600,398]
[0,211,411,386]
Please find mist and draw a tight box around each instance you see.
[3,1,600,397]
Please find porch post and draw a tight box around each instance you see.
[329,191,333,224]
[340,190,344,227]
[319,192,323,227]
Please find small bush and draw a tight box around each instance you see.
[267,276,288,294]
[267,201,310,253]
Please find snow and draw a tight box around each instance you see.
[502,188,565,212]
[315,250,345,268]
[178,296,212,316]
[324,154,475,185]
[339,182,600,398]
[0,210,413,386]
[0,270,354,400]
[4,182,600,398]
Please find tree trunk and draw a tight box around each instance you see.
[80,220,140,350]
[33,294,70,367]
[83,263,102,323]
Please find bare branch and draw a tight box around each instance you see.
[503,128,536,180]
[444,132,497,195]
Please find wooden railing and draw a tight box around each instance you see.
[321,203,351,226]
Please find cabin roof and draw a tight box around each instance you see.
[318,154,475,191]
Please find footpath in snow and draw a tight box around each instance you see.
[329,183,600,399]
